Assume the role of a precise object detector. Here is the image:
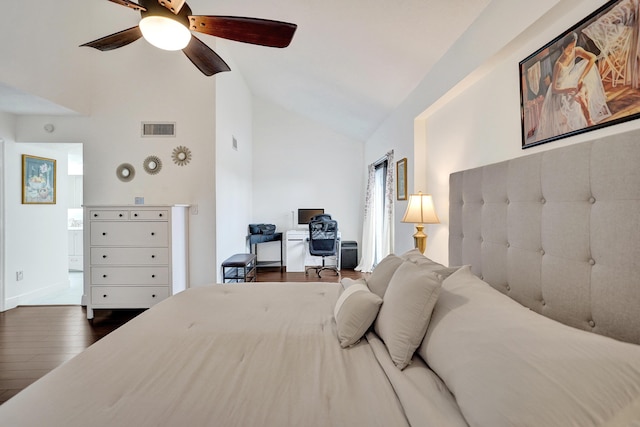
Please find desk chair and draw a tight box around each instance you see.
[305,217,340,278]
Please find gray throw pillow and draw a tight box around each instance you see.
[374,261,443,369]
[366,254,403,298]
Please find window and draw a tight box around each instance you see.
[373,159,388,265]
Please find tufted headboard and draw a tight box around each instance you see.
[449,129,640,345]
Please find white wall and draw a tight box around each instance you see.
[252,97,364,259]
[4,139,69,307]
[214,47,255,281]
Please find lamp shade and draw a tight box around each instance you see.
[401,193,440,224]
[139,16,191,51]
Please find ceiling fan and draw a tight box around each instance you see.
[81,0,297,76]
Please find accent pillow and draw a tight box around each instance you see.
[374,261,443,369]
[420,265,640,427]
[366,254,403,298]
[340,277,367,290]
[334,283,383,348]
[400,248,436,263]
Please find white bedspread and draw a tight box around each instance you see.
[0,283,410,427]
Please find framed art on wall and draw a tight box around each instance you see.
[22,154,56,204]
[396,158,407,200]
[520,0,640,149]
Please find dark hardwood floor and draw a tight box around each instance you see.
[0,268,366,404]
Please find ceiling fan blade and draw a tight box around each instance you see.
[107,0,146,11]
[189,16,297,48]
[157,0,186,15]
[182,35,231,76]
[80,27,143,51]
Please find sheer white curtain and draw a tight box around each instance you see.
[356,151,395,272]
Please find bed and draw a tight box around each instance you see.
[2,130,640,426]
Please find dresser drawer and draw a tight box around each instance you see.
[91,266,169,285]
[91,286,169,307]
[130,209,169,220]
[91,222,169,246]
[91,247,169,265]
[88,209,129,220]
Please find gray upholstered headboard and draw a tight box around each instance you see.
[449,129,640,345]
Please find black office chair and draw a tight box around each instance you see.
[305,216,340,278]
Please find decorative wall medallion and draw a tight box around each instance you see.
[171,145,192,166]
[143,155,162,175]
[116,163,135,182]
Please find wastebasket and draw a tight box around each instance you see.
[341,241,358,269]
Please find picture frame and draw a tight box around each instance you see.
[22,154,56,204]
[396,158,407,201]
[520,0,640,149]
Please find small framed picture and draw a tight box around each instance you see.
[396,158,407,201]
[22,154,56,204]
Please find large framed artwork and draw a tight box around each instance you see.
[22,154,56,204]
[520,0,640,149]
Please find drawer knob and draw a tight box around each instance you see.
[103,294,107,298]
[152,274,156,278]
[152,294,157,298]
[102,274,107,278]
[102,232,107,236]
[119,213,123,217]
[93,213,98,217]
[151,232,155,236]
[102,255,107,259]
[159,213,163,217]
[134,213,138,217]
[151,255,156,258]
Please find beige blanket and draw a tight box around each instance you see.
[0,283,410,426]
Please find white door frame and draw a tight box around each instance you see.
[0,138,5,312]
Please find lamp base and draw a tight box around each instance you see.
[413,224,427,254]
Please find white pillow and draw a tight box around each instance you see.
[334,284,382,348]
[374,261,443,369]
[420,265,640,427]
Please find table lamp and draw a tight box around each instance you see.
[401,192,440,254]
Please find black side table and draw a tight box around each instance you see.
[247,232,283,272]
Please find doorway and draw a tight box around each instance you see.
[23,143,83,305]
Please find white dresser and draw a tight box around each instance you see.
[83,205,189,319]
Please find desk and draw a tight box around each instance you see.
[285,229,341,272]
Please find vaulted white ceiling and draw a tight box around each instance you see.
[0,0,492,141]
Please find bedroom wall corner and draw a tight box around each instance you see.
[0,0,94,115]
[363,0,569,263]
[252,97,365,256]
[214,45,254,283]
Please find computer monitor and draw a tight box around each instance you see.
[298,208,324,225]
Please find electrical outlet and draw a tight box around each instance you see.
[16,271,23,281]
[191,204,198,215]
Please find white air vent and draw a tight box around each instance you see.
[141,122,176,137]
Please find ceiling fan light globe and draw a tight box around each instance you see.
[139,16,190,51]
